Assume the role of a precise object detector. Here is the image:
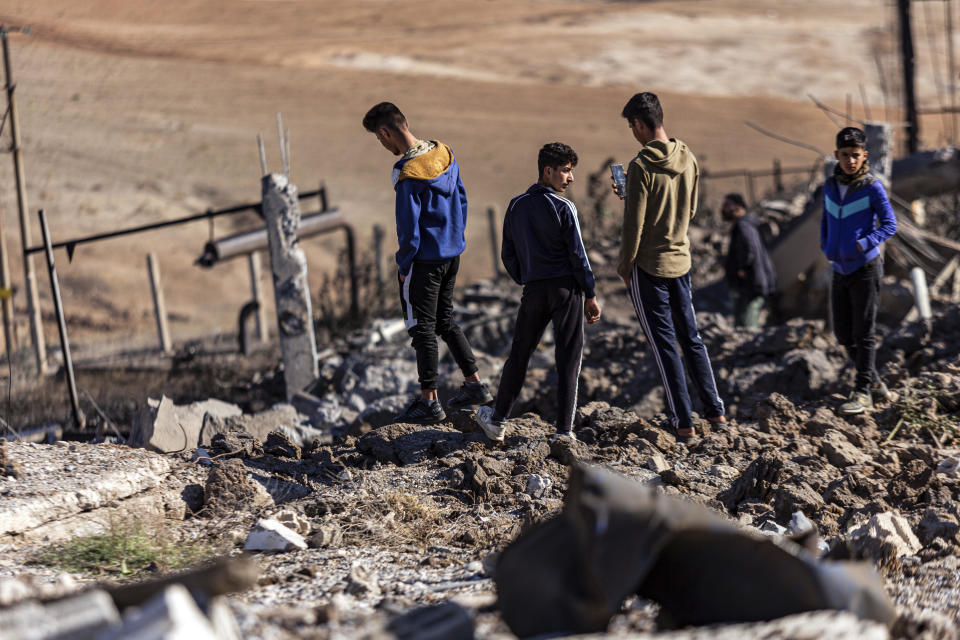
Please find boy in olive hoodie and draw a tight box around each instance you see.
[616,92,725,443]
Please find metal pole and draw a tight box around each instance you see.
[38,210,84,430]
[344,224,359,322]
[487,206,502,279]
[947,0,958,144]
[2,31,47,374]
[247,251,268,341]
[372,224,386,315]
[899,0,920,153]
[146,253,172,355]
[773,159,783,194]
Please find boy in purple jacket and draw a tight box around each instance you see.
[821,127,897,415]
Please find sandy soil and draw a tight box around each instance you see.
[0,0,950,351]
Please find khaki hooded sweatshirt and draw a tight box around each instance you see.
[617,138,699,280]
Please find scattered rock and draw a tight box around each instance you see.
[244,518,308,551]
[821,429,869,469]
[131,395,242,453]
[203,459,272,518]
[847,512,922,561]
[347,562,381,598]
[916,507,959,545]
[273,509,311,535]
[524,474,551,499]
[307,523,343,548]
[264,430,302,459]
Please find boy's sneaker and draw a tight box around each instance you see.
[550,429,578,444]
[474,405,506,442]
[394,397,446,424]
[839,390,873,416]
[448,381,494,408]
[871,381,895,402]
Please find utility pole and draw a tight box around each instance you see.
[1,26,47,374]
[898,0,920,153]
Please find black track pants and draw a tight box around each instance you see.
[832,257,882,392]
[399,256,478,390]
[494,276,584,432]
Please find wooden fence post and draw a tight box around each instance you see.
[146,253,172,355]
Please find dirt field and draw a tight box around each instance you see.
[0,0,946,350]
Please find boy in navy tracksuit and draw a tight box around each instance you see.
[821,127,897,415]
[363,102,492,424]
[474,143,602,442]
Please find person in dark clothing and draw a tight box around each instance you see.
[363,102,492,424]
[821,127,897,416]
[474,142,602,442]
[722,193,777,327]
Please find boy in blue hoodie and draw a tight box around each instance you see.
[363,102,492,424]
[821,127,897,415]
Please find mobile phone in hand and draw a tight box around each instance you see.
[610,163,626,196]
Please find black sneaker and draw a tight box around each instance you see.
[394,397,446,424]
[447,381,494,409]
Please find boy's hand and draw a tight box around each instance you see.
[399,272,406,282]
[585,297,602,324]
[610,178,625,201]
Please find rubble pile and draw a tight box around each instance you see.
[2,233,960,638]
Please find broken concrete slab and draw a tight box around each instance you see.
[98,583,219,640]
[0,588,119,640]
[244,518,308,552]
[0,442,181,541]
[130,395,242,454]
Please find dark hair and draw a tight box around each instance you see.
[723,193,747,209]
[836,127,867,149]
[362,102,407,133]
[538,142,578,176]
[621,92,663,130]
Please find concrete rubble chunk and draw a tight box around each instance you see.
[935,455,960,477]
[307,523,343,548]
[0,577,32,607]
[97,583,219,640]
[847,512,923,558]
[244,518,308,552]
[273,509,311,535]
[130,395,242,454]
[203,459,273,518]
[524,473,551,498]
[645,453,671,473]
[199,403,323,448]
[262,173,319,401]
[821,429,869,469]
[0,588,119,640]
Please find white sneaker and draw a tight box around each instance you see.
[474,405,506,442]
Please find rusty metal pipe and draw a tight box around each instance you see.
[198,208,359,321]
